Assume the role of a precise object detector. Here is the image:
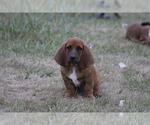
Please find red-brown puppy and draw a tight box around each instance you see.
[126,22,150,44]
[55,37,101,99]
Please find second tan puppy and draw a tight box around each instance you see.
[126,22,150,44]
[55,37,101,99]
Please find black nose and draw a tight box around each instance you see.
[70,55,76,60]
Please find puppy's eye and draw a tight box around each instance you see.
[77,46,83,51]
[66,46,72,50]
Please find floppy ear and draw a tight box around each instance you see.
[79,44,95,69]
[54,42,69,67]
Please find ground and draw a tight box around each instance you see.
[0,13,150,112]
[1,0,150,12]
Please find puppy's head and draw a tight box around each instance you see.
[54,37,94,69]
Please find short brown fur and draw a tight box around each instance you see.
[55,37,101,99]
[126,22,150,44]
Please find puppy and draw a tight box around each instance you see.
[54,37,101,99]
[126,22,150,44]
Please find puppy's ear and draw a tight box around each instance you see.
[54,42,69,67]
[79,44,94,69]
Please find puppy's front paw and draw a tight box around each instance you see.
[85,94,95,99]
[65,93,75,98]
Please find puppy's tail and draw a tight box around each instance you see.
[141,22,150,26]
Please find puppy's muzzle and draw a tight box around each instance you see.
[70,55,76,61]
[68,54,79,64]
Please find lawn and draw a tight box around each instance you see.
[0,0,150,12]
[0,13,150,112]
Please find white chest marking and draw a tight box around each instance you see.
[148,29,150,37]
[68,67,80,86]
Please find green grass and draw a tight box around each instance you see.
[0,13,150,112]
[0,0,150,12]
[122,69,150,92]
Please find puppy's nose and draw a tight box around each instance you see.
[70,55,76,60]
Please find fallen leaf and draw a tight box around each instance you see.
[119,62,127,69]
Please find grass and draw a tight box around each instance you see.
[0,0,150,12]
[0,13,150,113]
[0,113,149,125]
[123,68,150,92]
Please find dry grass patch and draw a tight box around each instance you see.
[0,113,150,125]
[0,13,150,112]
